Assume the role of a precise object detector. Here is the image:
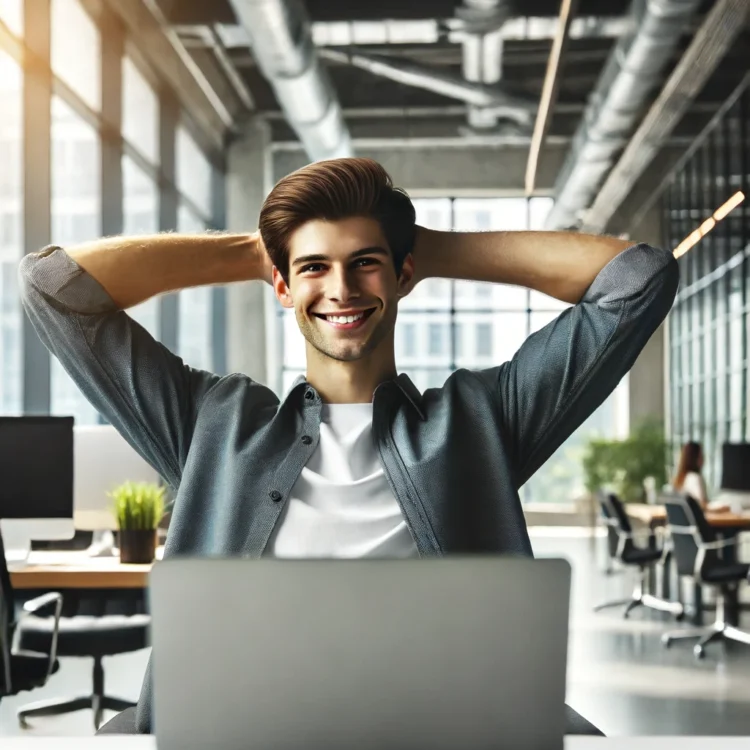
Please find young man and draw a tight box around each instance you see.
[19,158,679,734]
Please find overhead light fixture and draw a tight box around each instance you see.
[673,190,745,259]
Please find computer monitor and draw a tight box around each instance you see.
[717,442,750,510]
[73,424,161,531]
[0,416,75,562]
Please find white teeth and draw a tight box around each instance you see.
[326,312,365,324]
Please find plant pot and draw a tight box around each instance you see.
[118,529,157,564]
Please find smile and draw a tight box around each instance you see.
[313,308,376,330]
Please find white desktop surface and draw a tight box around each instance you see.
[4,738,750,749]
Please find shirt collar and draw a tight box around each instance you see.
[285,373,426,421]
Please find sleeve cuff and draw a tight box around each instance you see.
[580,242,679,306]
[19,245,120,315]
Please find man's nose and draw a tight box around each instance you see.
[327,268,360,302]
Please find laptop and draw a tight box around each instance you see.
[149,556,571,750]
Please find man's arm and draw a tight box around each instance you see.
[66,231,269,308]
[412,227,633,304]
[410,226,679,491]
[18,233,273,489]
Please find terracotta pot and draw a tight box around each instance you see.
[118,529,157,564]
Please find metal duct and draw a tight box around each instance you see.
[544,0,703,230]
[227,0,352,161]
[459,0,509,129]
[582,0,750,232]
[318,48,536,126]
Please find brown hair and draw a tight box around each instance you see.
[259,157,416,284]
[673,441,702,490]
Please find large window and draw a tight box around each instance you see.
[177,204,213,371]
[278,196,628,503]
[123,155,159,336]
[665,77,750,493]
[176,126,212,218]
[50,96,101,424]
[0,49,22,414]
[51,0,100,111]
[122,56,158,164]
[0,0,224,425]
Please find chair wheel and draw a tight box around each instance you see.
[694,645,705,659]
[675,611,685,622]
[662,635,672,648]
[19,716,29,729]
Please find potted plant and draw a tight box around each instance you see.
[582,418,669,504]
[109,481,165,564]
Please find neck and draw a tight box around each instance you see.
[304,346,397,404]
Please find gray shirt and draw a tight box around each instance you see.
[18,241,679,732]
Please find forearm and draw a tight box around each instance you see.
[414,227,634,304]
[65,232,263,309]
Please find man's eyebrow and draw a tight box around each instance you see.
[291,246,389,268]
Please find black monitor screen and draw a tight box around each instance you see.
[721,443,750,492]
[0,416,74,520]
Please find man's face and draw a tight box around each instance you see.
[272,216,414,363]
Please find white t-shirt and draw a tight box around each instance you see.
[264,403,419,558]
[679,471,707,506]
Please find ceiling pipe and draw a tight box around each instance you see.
[582,0,750,232]
[227,0,352,161]
[544,0,704,230]
[318,47,536,126]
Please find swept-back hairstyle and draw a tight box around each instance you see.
[259,157,416,283]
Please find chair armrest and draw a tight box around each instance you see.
[12,592,64,681]
[22,592,62,618]
[700,537,739,551]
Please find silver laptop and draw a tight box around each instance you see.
[149,557,571,750]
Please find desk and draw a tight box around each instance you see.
[8,549,162,591]
[625,504,750,625]
[626,503,750,530]
[4,737,750,749]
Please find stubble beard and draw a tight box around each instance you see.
[298,304,397,363]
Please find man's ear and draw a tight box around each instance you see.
[272,267,294,309]
[397,254,416,298]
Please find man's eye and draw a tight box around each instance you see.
[301,264,324,273]
[355,258,377,267]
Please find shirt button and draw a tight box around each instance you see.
[301,435,312,445]
[305,391,315,400]
[269,490,282,502]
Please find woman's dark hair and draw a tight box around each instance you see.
[673,441,703,490]
[259,157,416,284]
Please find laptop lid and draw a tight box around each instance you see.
[150,556,571,750]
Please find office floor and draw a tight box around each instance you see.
[2,529,750,737]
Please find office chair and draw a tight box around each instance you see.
[2,533,151,730]
[661,491,750,659]
[0,531,63,705]
[593,490,684,619]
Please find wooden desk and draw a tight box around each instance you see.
[8,549,161,590]
[626,503,750,530]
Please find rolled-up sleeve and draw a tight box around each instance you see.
[475,242,679,490]
[18,246,221,488]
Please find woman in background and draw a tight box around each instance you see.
[672,441,728,511]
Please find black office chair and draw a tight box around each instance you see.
[2,534,151,730]
[593,491,683,619]
[661,491,750,659]
[0,532,63,705]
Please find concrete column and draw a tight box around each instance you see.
[225,118,273,384]
[627,203,667,430]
